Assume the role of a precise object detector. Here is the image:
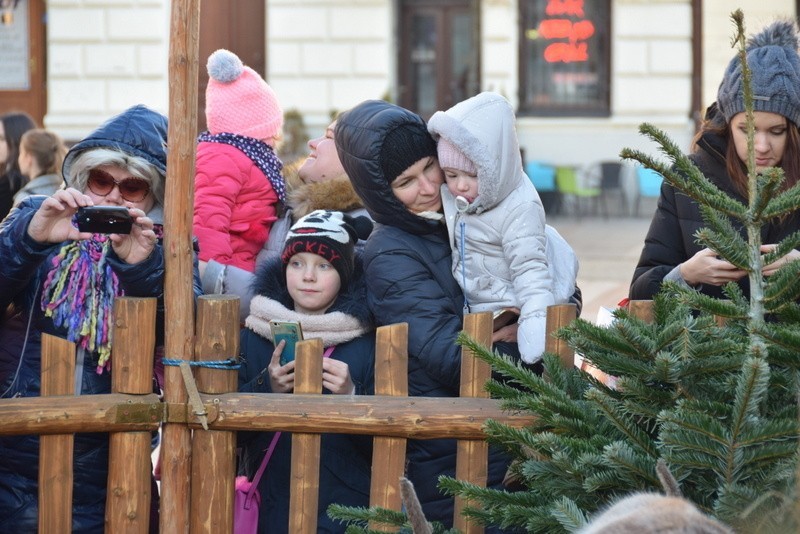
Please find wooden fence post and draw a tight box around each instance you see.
[38,334,76,533]
[370,323,409,532]
[289,338,324,534]
[454,312,493,534]
[546,304,578,369]
[190,295,240,533]
[161,0,201,531]
[106,297,157,533]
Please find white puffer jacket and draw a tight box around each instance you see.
[429,92,576,363]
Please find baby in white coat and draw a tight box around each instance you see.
[428,92,576,364]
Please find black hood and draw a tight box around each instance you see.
[335,100,441,236]
[250,256,372,327]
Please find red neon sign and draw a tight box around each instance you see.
[545,0,585,17]
[539,0,592,63]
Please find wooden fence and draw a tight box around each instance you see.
[0,296,590,533]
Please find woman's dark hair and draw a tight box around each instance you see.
[1,111,37,191]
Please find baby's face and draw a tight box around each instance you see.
[444,168,478,205]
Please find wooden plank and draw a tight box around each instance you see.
[455,312,492,534]
[161,0,201,530]
[0,393,536,438]
[106,298,157,533]
[370,323,408,532]
[545,304,578,369]
[289,339,324,534]
[38,333,75,534]
[190,296,239,533]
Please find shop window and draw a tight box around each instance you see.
[518,0,611,116]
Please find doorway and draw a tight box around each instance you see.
[197,0,266,133]
[398,0,479,119]
[0,0,46,125]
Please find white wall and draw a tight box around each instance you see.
[267,0,392,134]
[45,0,170,139]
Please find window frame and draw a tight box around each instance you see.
[517,0,612,117]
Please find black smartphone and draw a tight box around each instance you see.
[270,321,304,365]
[76,206,133,234]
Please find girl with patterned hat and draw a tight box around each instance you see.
[238,209,374,533]
[194,48,287,273]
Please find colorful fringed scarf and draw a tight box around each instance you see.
[40,236,123,373]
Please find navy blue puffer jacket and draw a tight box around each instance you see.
[0,105,201,533]
[335,101,514,530]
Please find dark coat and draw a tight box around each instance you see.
[0,105,201,533]
[630,129,800,300]
[238,257,375,534]
[335,100,513,530]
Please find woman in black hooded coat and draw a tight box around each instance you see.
[334,100,518,531]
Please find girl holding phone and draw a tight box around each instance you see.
[238,209,373,533]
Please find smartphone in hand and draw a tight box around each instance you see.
[270,321,304,365]
[76,206,133,234]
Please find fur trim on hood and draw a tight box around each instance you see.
[288,178,365,221]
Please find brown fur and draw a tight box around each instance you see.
[579,461,732,534]
[399,477,433,534]
[287,177,365,221]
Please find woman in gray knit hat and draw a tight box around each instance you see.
[630,19,800,301]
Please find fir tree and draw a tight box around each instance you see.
[330,10,800,533]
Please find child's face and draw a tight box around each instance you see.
[286,252,342,315]
[444,168,479,204]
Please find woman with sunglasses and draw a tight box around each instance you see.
[0,104,202,532]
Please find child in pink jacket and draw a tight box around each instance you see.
[194,49,286,272]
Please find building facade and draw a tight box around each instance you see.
[1,0,797,168]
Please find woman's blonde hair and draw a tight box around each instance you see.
[68,148,165,207]
[20,129,67,179]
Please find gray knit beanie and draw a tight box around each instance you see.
[717,20,800,127]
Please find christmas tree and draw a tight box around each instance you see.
[330,10,800,533]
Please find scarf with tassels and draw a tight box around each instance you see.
[40,235,123,373]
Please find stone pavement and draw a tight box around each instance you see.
[548,213,653,323]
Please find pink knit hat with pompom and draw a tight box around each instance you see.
[205,49,283,140]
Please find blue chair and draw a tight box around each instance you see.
[634,166,663,216]
[526,161,556,192]
[525,161,560,214]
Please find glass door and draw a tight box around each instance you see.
[398,0,479,119]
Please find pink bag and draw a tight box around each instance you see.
[234,475,261,534]
[233,345,335,533]
[234,431,280,534]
